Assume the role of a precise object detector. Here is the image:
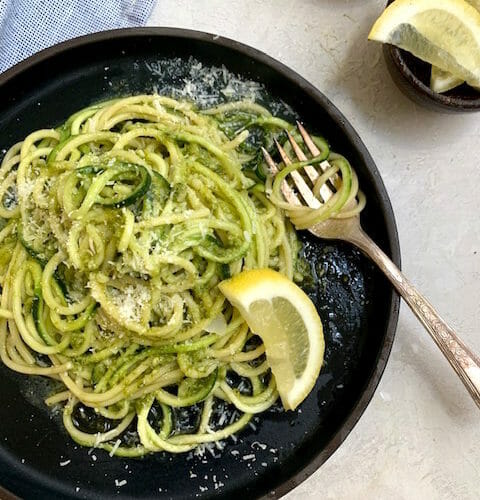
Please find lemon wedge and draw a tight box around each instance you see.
[218,268,324,410]
[430,0,480,92]
[430,65,464,93]
[369,0,480,88]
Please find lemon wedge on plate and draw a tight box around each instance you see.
[218,268,324,411]
[368,0,480,88]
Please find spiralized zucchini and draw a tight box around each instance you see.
[267,148,366,229]
[0,95,306,456]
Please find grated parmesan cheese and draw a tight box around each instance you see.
[144,57,273,109]
[17,179,35,200]
[107,284,151,325]
[251,441,267,450]
[94,433,102,448]
[109,439,121,457]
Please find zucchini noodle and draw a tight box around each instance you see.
[0,94,364,456]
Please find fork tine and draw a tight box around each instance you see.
[297,121,321,156]
[274,138,291,165]
[297,122,342,191]
[286,131,308,162]
[261,147,302,206]
[261,146,277,172]
[274,140,321,209]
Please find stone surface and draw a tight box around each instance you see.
[149,2,480,499]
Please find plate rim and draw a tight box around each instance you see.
[0,26,401,500]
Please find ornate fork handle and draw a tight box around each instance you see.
[350,229,480,409]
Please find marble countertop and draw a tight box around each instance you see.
[149,1,480,498]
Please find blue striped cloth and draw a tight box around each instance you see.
[0,0,156,73]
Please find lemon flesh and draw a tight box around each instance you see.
[218,268,324,411]
[369,0,480,87]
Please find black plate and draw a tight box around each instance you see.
[0,28,400,500]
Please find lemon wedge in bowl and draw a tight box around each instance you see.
[430,65,465,93]
[430,0,480,92]
[218,268,324,411]
[369,0,480,88]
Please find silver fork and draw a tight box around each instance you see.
[262,124,480,410]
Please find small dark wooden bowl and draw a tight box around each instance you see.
[382,1,480,113]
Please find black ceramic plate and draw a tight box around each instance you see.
[0,28,400,500]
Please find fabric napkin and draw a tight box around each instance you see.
[0,0,156,74]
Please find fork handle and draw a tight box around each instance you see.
[350,230,480,409]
